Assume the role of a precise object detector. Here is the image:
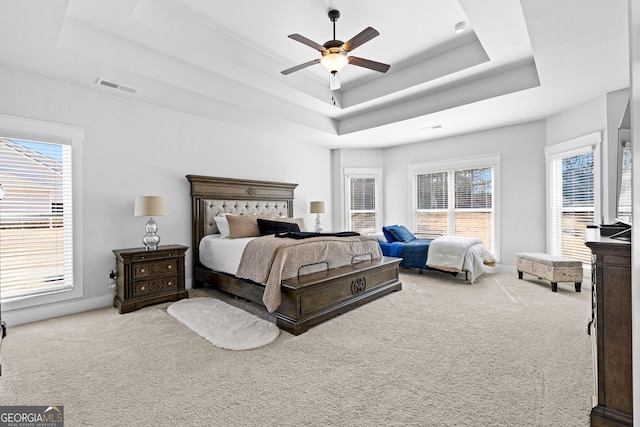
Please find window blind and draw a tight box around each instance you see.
[415,167,494,253]
[415,172,449,236]
[0,137,74,301]
[549,149,594,263]
[349,177,377,234]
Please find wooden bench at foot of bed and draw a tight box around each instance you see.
[278,256,402,335]
[193,256,402,335]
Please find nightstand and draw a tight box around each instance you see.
[113,245,188,313]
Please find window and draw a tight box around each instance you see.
[411,155,499,256]
[0,138,73,301]
[546,133,600,264]
[344,168,382,234]
[0,114,83,308]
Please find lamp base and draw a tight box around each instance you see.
[315,213,323,233]
[142,217,160,250]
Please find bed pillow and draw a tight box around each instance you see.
[257,218,301,235]
[213,215,232,238]
[388,225,417,242]
[272,216,308,232]
[382,225,400,242]
[227,214,273,239]
[368,232,387,242]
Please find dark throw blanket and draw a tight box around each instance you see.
[275,231,361,240]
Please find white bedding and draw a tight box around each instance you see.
[426,235,496,283]
[199,234,255,275]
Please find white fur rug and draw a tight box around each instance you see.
[167,297,280,350]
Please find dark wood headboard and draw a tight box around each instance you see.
[186,175,298,271]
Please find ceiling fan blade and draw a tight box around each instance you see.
[342,27,379,52]
[288,34,326,52]
[348,56,390,73]
[281,59,321,75]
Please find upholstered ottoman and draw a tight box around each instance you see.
[516,252,583,292]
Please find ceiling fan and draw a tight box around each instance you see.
[281,9,390,90]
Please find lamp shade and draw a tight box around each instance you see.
[134,196,167,217]
[310,201,326,214]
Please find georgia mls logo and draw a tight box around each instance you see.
[0,405,64,427]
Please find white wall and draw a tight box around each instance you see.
[382,121,547,266]
[546,96,607,146]
[0,68,332,325]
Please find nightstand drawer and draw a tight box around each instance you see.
[133,276,178,297]
[133,259,177,278]
[131,249,180,262]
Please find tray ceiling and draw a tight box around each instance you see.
[0,0,630,148]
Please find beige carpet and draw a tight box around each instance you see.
[0,270,593,426]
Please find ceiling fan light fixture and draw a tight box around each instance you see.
[320,50,349,73]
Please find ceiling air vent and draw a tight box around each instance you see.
[95,78,139,94]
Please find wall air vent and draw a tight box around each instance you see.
[95,78,139,94]
[418,124,443,131]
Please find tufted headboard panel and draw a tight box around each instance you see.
[203,199,292,236]
[186,175,298,271]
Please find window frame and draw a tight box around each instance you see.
[343,168,383,234]
[409,154,501,261]
[545,132,601,260]
[0,114,84,311]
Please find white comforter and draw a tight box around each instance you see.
[426,236,495,283]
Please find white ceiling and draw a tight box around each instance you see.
[0,0,630,148]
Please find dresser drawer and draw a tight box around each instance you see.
[133,259,177,278]
[133,276,178,297]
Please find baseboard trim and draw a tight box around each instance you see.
[2,294,115,327]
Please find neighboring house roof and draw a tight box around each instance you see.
[0,138,62,190]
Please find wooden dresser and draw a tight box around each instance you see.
[585,228,632,426]
[113,245,188,313]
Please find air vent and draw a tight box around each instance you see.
[419,124,443,131]
[95,78,139,94]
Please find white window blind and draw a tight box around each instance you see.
[414,166,494,253]
[415,171,448,236]
[548,148,594,263]
[0,137,74,302]
[344,169,382,235]
[349,177,376,234]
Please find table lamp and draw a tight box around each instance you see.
[134,196,167,250]
[310,201,326,233]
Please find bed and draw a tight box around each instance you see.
[376,225,495,283]
[187,175,402,335]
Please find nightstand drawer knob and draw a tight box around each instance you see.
[140,268,145,273]
[168,265,172,269]
[141,286,145,291]
[168,281,172,286]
